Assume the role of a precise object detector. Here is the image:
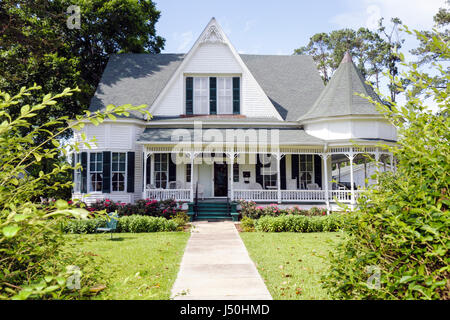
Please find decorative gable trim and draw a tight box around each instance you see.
[200,25,225,44]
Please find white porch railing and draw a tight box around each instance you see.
[144,189,190,201]
[281,190,326,202]
[233,190,278,202]
[233,189,363,203]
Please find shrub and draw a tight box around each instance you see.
[323,28,449,300]
[240,216,255,232]
[0,86,148,299]
[238,201,326,219]
[172,212,190,230]
[64,215,179,234]
[254,214,343,233]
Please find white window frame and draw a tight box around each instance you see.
[261,155,277,189]
[154,153,169,189]
[111,152,127,192]
[89,152,103,192]
[217,77,233,114]
[299,155,315,189]
[193,77,209,114]
[74,153,81,193]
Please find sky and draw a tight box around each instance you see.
[154,0,447,111]
[155,0,446,56]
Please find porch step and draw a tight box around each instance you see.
[187,201,238,221]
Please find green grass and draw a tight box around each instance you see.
[240,232,342,300]
[65,232,189,299]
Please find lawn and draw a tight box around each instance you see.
[65,232,189,299]
[240,232,342,300]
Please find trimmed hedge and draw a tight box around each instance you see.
[63,216,179,234]
[253,214,343,233]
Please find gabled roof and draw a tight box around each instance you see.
[298,52,383,122]
[240,55,324,121]
[89,53,324,121]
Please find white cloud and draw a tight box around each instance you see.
[330,0,446,30]
[173,31,193,52]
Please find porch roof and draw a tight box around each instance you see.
[137,128,325,145]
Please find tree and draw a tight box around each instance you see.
[294,18,404,101]
[323,27,449,300]
[0,0,165,133]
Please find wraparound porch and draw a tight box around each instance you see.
[141,144,394,210]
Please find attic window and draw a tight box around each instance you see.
[186,76,240,115]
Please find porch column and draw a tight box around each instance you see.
[226,152,235,201]
[374,148,380,184]
[321,153,330,214]
[346,150,356,207]
[143,150,148,199]
[276,152,282,204]
[189,152,195,202]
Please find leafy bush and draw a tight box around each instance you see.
[323,27,449,300]
[87,198,181,218]
[239,200,326,219]
[64,215,179,234]
[240,216,255,232]
[0,86,148,299]
[172,212,190,230]
[254,214,343,233]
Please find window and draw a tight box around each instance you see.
[193,77,209,114]
[187,76,240,115]
[112,152,126,191]
[299,155,314,189]
[89,152,103,192]
[154,153,168,189]
[74,153,81,192]
[261,155,277,189]
[217,77,233,114]
[186,163,191,183]
[233,163,239,182]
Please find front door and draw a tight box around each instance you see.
[214,163,228,197]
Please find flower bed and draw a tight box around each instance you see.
[79,198,183,218]
[239,200,327,219]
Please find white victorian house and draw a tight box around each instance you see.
[72,18,396,217]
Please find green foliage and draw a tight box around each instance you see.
[239,201,326,219]
[295,18,404,101]
[171,212,190,231]
[254,214,343,233]
[323,27,449,300]
[240,216,255,232]
[64,216,179,234]
[0,0,165,199]
[0,86,149,299]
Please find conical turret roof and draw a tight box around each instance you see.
[298,51,383,122]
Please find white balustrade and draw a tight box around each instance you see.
[233,190,278,202]
[145,189,190,202]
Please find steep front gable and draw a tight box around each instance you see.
[150,18,282,119]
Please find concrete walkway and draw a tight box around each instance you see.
[171,221,272,300]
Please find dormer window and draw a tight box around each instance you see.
[186,76,240,115]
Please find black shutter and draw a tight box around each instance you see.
[314,155,322,189]
[233,77,240,114]
[81,152,87,193]
[186,77,193,115]
[210,77,217,115]
[71,153,75,191]
[280,156,286,190]
[291,154,299,188]
[169,154,176,182]
[127,152,135,193]
[146,156,151,187]
[102,151,111,193]
[255,155,263,187]
[142,152,144,191]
